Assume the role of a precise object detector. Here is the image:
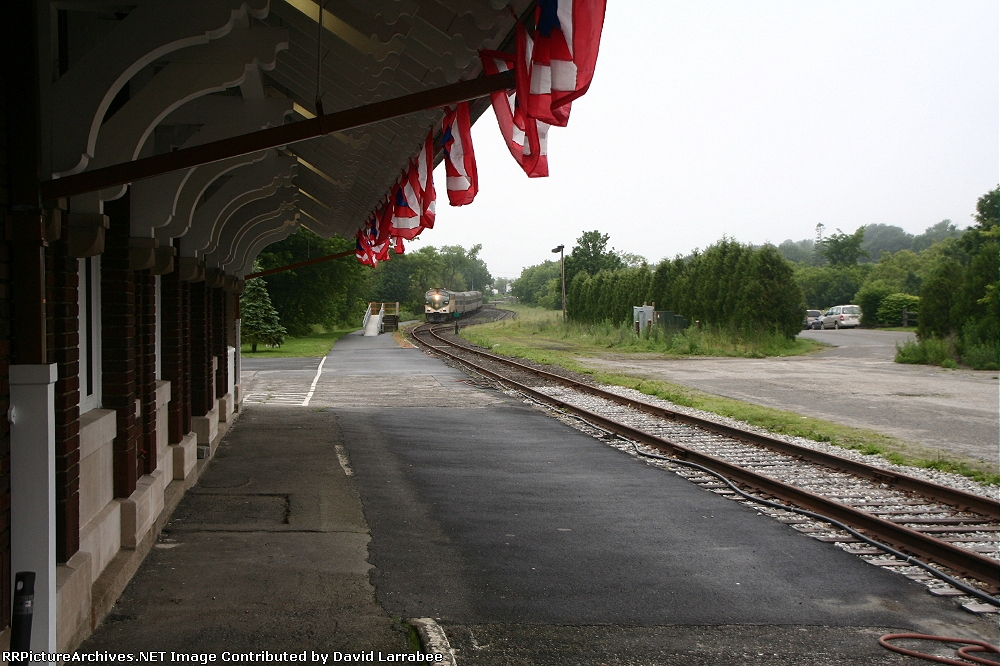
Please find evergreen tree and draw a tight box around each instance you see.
[241,276,287,352]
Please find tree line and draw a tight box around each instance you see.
[777,220,964,265]
[783,187,997,366]
[561,235,803,338]
[243,232,494,340]
[513,186,997,365]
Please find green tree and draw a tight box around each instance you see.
[776,238,815,264]
[241,276,287,352]
[855,280,896,327]
[257,229,368,336]
[735,246,804,338]
[916,191,998,346]
[876,293,919,327]
[972,185,999,231]
[444,243,491,291]
[817,227,868,266]
[860,224,913,259]
[591,239,805,338]
[865,249,926,295]
[911,219,962,252]
[369,253,417,305]
[917,260,963,339]
[512,261,561,306]
[564,230,623,284]
[793,265,869,310]
[617,251,648,268]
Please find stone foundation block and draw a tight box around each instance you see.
[218,393,234,423]
[193,404,219,447]
[78,500,121,585]
[171,432,197,480]
[56,551,93,651]
[120,468,165,549]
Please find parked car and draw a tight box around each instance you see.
[820,305,861,329]
[803,310,823,330]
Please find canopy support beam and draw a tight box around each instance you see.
[41,71,514,201]
[245,248,355,279]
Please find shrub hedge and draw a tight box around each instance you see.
[568,239,805,339]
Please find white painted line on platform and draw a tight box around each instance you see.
[302,356,327,406]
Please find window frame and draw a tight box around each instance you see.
[78,255,103,414]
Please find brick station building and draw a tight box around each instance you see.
[2,0,525,651]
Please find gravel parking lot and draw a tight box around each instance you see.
[577,329,999,468]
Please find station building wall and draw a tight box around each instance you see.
[0,170,242,649]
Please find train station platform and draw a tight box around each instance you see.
[80,331,997,664]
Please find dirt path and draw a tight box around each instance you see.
[577,329,999,467]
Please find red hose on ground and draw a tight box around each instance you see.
[879,633,1000,665]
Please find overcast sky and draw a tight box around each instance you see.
[416,0,998,280]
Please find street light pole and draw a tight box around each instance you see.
[552,244,566,321]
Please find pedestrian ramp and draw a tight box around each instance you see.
[362,302,400,336]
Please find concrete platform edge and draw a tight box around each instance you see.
[408,618,456,666]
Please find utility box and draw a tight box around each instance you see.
[654,310,688,330]
[633,305,654,333]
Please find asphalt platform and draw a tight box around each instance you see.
[80,330,998,664]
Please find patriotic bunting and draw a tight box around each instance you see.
[366,210,391,262]
[416,133,436,230]
[525,0,606,127]
[355,231,375,267]
[442,103,479,206]
[355,2,604,266]
[481,43,550,178]
[389,175,422,240]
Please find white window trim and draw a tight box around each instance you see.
[78,255,103,414]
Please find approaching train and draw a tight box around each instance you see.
[424,289,483,323]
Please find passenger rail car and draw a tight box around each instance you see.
[425,289,483,323]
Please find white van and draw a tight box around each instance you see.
[820,305,861,329]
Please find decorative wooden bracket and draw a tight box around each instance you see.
[224,276,245,295]
[67,213,110,258]
[129,237,159,271]
[178,256,205,282]
[151,245,176,275]
[205,267,226,289]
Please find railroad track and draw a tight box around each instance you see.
[410,320,1000,610]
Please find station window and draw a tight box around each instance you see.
[78,256,102,413]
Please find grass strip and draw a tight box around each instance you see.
[462,326,999,486]
[471,304,827,358]
[241,329,355,358]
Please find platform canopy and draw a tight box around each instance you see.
[41,0,528,277]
